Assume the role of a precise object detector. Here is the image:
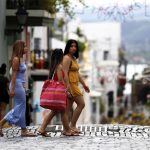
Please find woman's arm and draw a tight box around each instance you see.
[10,57,19,97]
[78,73,90,93]
[62,56,74,98]
[56,65,64,82]
[62,55,71,90]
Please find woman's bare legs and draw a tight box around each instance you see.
[61,110,70,133]
[0,117,36,137]
[38,110,56,134]
[0,118,7,127]
[0,102,7,119]
[0,118,7,136]
[61,109,78,136]
[67,98,74,122]
[70,96,85,132]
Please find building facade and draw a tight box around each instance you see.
[0,1,8,68]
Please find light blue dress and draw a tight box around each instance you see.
[4,63,26,128]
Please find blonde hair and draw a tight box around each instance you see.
[10,40,25,66]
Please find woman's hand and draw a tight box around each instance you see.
[66,83,70,92]
[67,91,73,99]
[83,85,90,93]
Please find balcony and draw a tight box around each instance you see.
[6,0,55,80]
[6,0,55,32]
[7,0,50,10]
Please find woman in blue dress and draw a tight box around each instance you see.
[0,40,35,137]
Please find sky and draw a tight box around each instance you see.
[71,0,150,22]
[75,0,150,7]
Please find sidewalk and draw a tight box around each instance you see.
[0,124,150,150]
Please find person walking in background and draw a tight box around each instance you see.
[38,49,78,136]
[0,63,10,120]
[0,40,36,137]
[63,39,90,133]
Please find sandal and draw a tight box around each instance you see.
[70,127,82,134]
[21,132,37,137]
[37,130,50,137]
[0,128,3,137]
[62,130,79,136]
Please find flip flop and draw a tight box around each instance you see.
[37,131,50,137]
[70,128,82,134]
[62,130,79,136]
[21,132,37,137]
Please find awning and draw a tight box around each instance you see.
[5,9,54,34]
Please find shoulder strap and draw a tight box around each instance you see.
[69,60,72,69]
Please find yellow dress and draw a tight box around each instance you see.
[69,59,83,97]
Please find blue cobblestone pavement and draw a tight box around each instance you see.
[0,124,150,150]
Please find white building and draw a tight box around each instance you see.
[0,1,9,71]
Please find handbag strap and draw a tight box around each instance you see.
[48,69,55,80]
[48,50,56,80]
[51,70,55,80]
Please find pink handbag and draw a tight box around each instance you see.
[40,79,67,110]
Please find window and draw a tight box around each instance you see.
[103,50,109,60]
[34,38,41,50]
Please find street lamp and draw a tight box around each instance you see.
[16,0,28,26]
[5,0,28,34]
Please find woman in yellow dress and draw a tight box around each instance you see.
[63,39,90,133]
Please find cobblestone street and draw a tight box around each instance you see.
[1,124,150,150]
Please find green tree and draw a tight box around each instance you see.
[75,27,84,37]
[42,0,85,17]
[74,27,87,52]
[78,40,86,53]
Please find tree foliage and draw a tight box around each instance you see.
[75,27,84,37]
[74,27,87,52]
[42,0,85,17]
[78,40,86,53]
